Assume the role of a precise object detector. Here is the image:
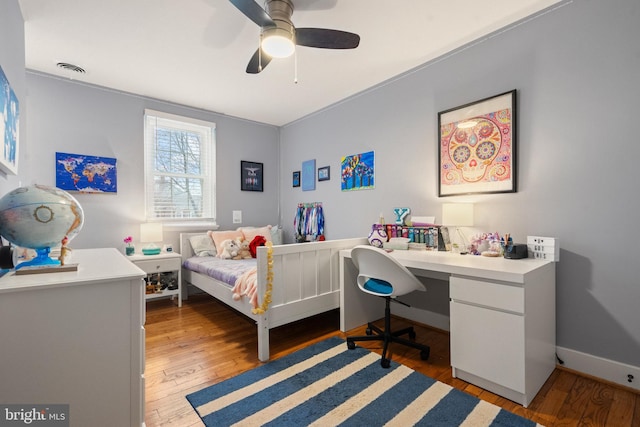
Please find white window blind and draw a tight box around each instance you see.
[144,109,216,221]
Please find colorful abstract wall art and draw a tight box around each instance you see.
[56,152,117,193]
[0,65,19,175]
[438,90,517,196]
[341,151,375,191]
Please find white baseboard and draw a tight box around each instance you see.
[556,346,640,392]
[365,308,640,392]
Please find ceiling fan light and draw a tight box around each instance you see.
[262,28,295,58]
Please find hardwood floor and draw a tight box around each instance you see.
[144,294,639,426]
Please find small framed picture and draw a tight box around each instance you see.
[318,166,330,181]
[241,160,263,192]
[302,159,316,191]
[292,171,301,187]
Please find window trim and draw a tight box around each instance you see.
[143,109,216,222]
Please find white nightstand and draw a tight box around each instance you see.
[128,251,182,307]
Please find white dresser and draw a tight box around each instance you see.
[0,248,146,426]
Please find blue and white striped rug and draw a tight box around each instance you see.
[186,337,543,426]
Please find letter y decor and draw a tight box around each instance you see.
[393,207,411,225]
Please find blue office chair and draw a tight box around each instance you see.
[346,245,430,368]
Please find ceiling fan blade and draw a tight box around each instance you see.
[246,49,273,74]
[229,0,275,28]
[296,28,360,49]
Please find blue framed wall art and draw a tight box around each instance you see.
[56,152,117,193]
[0,65,19,175]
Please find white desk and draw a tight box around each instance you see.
[339,248,556,407]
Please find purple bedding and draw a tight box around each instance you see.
[182,256,256,287]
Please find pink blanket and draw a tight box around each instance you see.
[231,268,259,308]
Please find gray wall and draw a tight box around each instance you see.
[0,0,26,197]
[279,0,640,367]
[5,0,638,374]
[23,73,280,252]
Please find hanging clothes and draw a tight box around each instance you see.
[294,202,324,242]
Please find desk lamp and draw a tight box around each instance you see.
[442,203,474,254]
[140,223,163,255]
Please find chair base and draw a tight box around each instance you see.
[346,297,430,368]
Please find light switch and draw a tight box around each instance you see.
[232,210,242,224]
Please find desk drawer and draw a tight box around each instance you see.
[450,276,524,313]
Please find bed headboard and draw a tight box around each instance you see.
[180,228,284,262]
[179,232,201,261]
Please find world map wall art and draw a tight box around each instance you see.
[438,90,517,196]
[56,152,117,193]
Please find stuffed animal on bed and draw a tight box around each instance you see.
[218,238,239,259]
[232,238,252,260]
[249,235,267,258]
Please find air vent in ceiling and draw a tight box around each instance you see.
[56,62,86,74]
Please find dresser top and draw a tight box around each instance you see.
[0,248,145,294]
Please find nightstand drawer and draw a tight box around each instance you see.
[134,258,180,274]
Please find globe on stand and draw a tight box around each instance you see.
[0,184,84,270]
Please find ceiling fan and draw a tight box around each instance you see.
[229,0,360,74]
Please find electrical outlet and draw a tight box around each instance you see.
[527,236,559,262]
[232,210,242,224]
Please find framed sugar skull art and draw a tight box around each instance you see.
[438,90,516,197]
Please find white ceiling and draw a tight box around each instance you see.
[18,0,562,127]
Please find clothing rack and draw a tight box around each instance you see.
[294,202,324,242]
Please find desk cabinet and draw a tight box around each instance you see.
[0,248,146,426]
[450,272,555,407]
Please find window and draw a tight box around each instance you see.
[144,110,216,221]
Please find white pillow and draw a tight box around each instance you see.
[189,234,217,257]
[270,226,283,245]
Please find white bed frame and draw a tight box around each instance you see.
[180,233,367,361]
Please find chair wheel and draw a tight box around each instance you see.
[347,341,356,350]
[409,330,416,340]
[420,349,430,360]
[381,358,391,368]
[365,328,373,335]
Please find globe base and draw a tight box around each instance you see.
[14,247,60,270]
